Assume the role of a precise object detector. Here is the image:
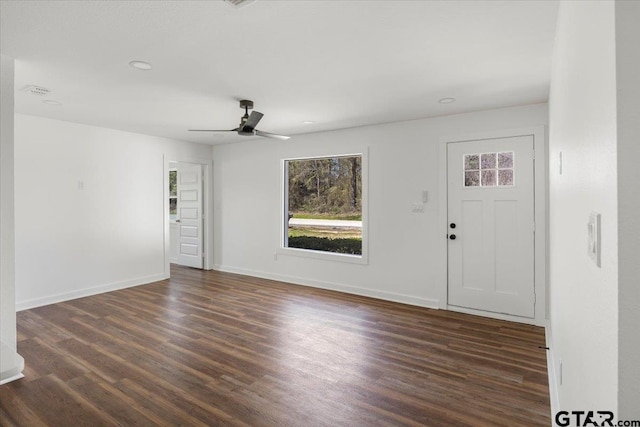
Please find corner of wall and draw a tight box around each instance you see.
[615,0,640,417]
[0,54,24,384]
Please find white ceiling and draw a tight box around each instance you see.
[0,0,559,145]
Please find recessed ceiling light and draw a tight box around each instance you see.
[129,60,152,71]
[438,97,456,104]
[42,100,62,106]
[303,121,314,125]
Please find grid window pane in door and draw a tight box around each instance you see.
[481,153,496,169]
[463,151,515,188]
[498,152,514,169]
[481,170,496,186]
[499,169,514,186]
[465,154,479,171]
[465,171,480,187]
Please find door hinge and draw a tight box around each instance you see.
[202,252,205,258]
[533,222,536,232]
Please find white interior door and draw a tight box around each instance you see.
[177,163,203,268]
[447,136,535,318]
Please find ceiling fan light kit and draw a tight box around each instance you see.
[189,100,290,140]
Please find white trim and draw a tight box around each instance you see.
[438,126,547,324]
[0,372,24,385]
[276,247,367,265]
[213,264,440,310]
[545,325,560,418]
[0,340,24,385]
[15,273,166,311]
[447,304,542,327]
[279,149,369,265]
[163,155,214,276]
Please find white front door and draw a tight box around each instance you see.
[447,136,535,318]
[177,163,203,269]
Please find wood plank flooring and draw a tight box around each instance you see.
[1,265,550,426]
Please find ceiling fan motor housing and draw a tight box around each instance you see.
[239,100,254,110]
[238,99,253,130]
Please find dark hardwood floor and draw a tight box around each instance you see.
[1,265,550,426]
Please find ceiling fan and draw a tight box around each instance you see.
[189,100,290,140]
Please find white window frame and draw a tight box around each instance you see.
[278,151,368,265]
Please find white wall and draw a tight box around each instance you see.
[14,114,211,309]
[615,0,640,418]
[548,0,619,414]
[212,104,547,310]
[1,54,24,383]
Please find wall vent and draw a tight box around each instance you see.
[223,0,256,9]
[23,85,51,96]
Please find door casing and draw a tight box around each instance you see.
[438,126,547,326]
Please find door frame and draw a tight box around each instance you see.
[438,126,547,326]
[163,155,213,277]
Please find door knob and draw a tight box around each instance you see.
[449,234,456,240]
[450,223,456,229]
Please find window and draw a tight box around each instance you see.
[464,151,515,187]
[284,155,363,257]
[169,169,177,220]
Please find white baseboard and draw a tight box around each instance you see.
[447,304,543,326]
[16,273,167,311]
[546,325,560,420]
[213,264,440,310]
[0,341,24,385]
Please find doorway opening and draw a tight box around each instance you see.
[164,158,212,276]
[439,127,547,325]
[447,136,535,318]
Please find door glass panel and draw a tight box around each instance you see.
[498,152,514,169]
[464,151,514,187]
[464,154,479,170]
[481,153,496,169]
[465,171,480,187]
[498,169,514,186]
[481,170,496,186]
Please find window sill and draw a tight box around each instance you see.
[277,247,368,265]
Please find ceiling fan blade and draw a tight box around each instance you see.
[188,128,238,132]
[255,130,291,140]
[242,111,264,131]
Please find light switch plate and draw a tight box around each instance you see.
[587,212,601,267]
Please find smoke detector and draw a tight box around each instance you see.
[23,85,51,96]
[223,0,256,9]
